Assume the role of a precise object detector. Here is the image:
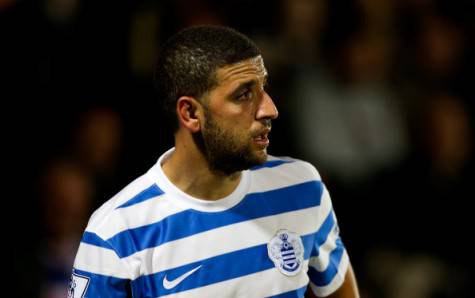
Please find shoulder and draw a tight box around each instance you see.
[251,155,322,180]
[85,171,161,237]
[248,155,323,193]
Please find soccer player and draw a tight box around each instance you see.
[69,26,359,297]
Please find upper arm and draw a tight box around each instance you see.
[305,179,359,297]
[306,263,359,298]
[70,232,132,297]
[325,263,359,298]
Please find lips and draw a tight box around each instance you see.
[254,134,268,142]
[253,128,271,147]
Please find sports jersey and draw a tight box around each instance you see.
[69,148,349,297]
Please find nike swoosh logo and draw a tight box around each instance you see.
[163,265,202,290]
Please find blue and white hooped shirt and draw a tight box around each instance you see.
[70,148,349,297]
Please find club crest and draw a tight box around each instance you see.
[267,229,304,276]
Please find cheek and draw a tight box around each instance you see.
[222,119,252,142]
[220,107,254,127]
[210,100,257,136]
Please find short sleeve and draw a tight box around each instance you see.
[307,187,349,297]
[69,232,131,297]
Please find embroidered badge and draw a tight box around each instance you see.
[68,272,90,298]
[267,229,304,276]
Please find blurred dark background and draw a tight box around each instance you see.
[2,0,474,297]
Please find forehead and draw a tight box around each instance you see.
[215,55,267,86]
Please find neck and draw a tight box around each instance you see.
[162,135,241,200]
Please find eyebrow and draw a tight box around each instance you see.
[230,76,268,97]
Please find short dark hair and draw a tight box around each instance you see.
[154,25,261,132]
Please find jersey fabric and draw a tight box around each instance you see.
[70,148,349,297]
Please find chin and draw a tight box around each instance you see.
[252,149,268,164]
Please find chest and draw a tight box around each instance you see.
[130,209,320,297]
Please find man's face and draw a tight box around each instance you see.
[197,56,279,175]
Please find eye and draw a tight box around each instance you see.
[237,89,253,101]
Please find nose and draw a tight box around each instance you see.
[256,91,279,120]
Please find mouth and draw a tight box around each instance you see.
[253,129,271,148]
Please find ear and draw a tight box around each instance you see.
[176,96,202,133]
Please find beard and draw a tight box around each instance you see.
[193,108,270,176]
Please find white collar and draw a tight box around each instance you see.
[148,148,251,212]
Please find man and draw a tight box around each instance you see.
[70,26,359,297]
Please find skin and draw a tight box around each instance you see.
[198,56,275,175]
[162,55,359,297]
[162,55,277,199]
